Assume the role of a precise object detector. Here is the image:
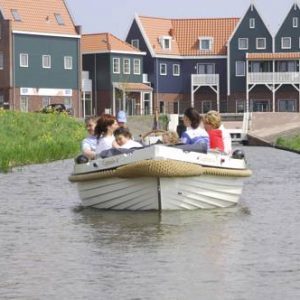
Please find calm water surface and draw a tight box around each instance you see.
[0,146,300,300]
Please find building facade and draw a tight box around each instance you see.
[0,0,81,116]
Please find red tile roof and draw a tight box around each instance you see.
[114,82,153,91]
[81,33,142,54]
[0,0,78,35]
[247,52,300,60]
[138,16,239,56]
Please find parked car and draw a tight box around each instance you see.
[41,104,72,114]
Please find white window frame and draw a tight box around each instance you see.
[238,38,248,50]
[123,58,130,74]
[256,38,266,50]
[20,53,28,67]
[131,39,139,49]
[64,56,73,70]
[249,18,255,29]
[160,63,167,75]
[199,37,213,51]
[235,61,245,77]
[173,64,180,76]
[159,36,172,50]
[42,55,51,69]
[281,37,291,49]
[113,57,120,74]
[293,17,298,28]
[0,52,3,70]
[133,59,141,75]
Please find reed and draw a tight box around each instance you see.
[0,109,86,172]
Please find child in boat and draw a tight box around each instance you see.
[81,116,97,160]
[203,110,224,152]
[162,131,180,145]
[114,127,143,149]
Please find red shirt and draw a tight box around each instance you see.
[208,129,224,151]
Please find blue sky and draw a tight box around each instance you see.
[67,0,296,38]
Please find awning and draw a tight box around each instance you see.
[113,82,153,92]
[247,52,300,60]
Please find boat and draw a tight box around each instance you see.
[69,144,252,210]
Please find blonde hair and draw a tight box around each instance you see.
[204,110,222,129]
[162,131,179,145]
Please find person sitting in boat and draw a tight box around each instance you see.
[180,107,209,151]
[162,130,180,145]
[114,127,143,149]
[94,114,119,154]
[203,110,224,152]
[81,116,97,160]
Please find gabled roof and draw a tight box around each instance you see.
[81,33,143,54]
[0,0,78,36]
[136,15,239,57]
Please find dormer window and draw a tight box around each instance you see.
[54,13,64,25]
[159,36,172,50]
[199,37,213,51]
[11,9,21,21]
[249,18,255,29]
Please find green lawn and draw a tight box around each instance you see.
[276,135,300,152]
[0,109,86,172]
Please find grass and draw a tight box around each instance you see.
[276,135,300,152]
[0,109,86,172]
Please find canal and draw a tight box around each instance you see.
[0,146,299,299]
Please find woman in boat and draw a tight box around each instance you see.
[114,127,143,149]
[94,114,119,154]
[81,116,98,160]
[162,131,179,145]
[180,107,209,150]
[203,110,224,152]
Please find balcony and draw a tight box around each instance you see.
[247,72,300,84]
[191,74,219,85]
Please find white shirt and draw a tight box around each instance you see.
[81,135,97,152]
[220,124,232,155]
[95,135,115,154]
[120,140,143,149]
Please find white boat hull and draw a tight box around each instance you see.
[77,174,244,210]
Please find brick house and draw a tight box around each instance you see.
[0,0,81,116]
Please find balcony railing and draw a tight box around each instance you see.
[247,72,300,84]
[191,74,219,85]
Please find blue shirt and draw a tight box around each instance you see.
[181,127,210,148]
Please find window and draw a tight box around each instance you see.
[173,102,179,114]
[123,58,130,74]
[133,59,140,75]
[199,37,213,51]
[197,63,215,74]
[202,101,212,113]
[64,56,73,70]
[159,101,165,113]
[236,100,245,113]
[281,37,291,49]
[113,58,120,73]
[0,95,4,107]
[160,63,167,75]
[20,53,28,67]
[11,9,21,21]
[42,97,51,107]
[256,38,266,50]
[293,17,298,28]
[64,97,72,111]
[173,64,180,76]
[249,18,255,28]
[235,61,245,76]
[238,38,248,50]
[159,37,172,50]
[42,55,51,68]
[0,52,3,70]
[131,39,139,49]
[54,13,64,25]
[20,96,28,112]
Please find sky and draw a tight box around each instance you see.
[66,0,297,39]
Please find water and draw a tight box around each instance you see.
[0,147,300,300]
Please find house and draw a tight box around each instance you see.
[0,0,81,116]
[126,14,239,114]
[81,32,152,117]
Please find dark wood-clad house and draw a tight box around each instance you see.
[126,15,239,113]
[0,0,81,116]
[81,33,152,117]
